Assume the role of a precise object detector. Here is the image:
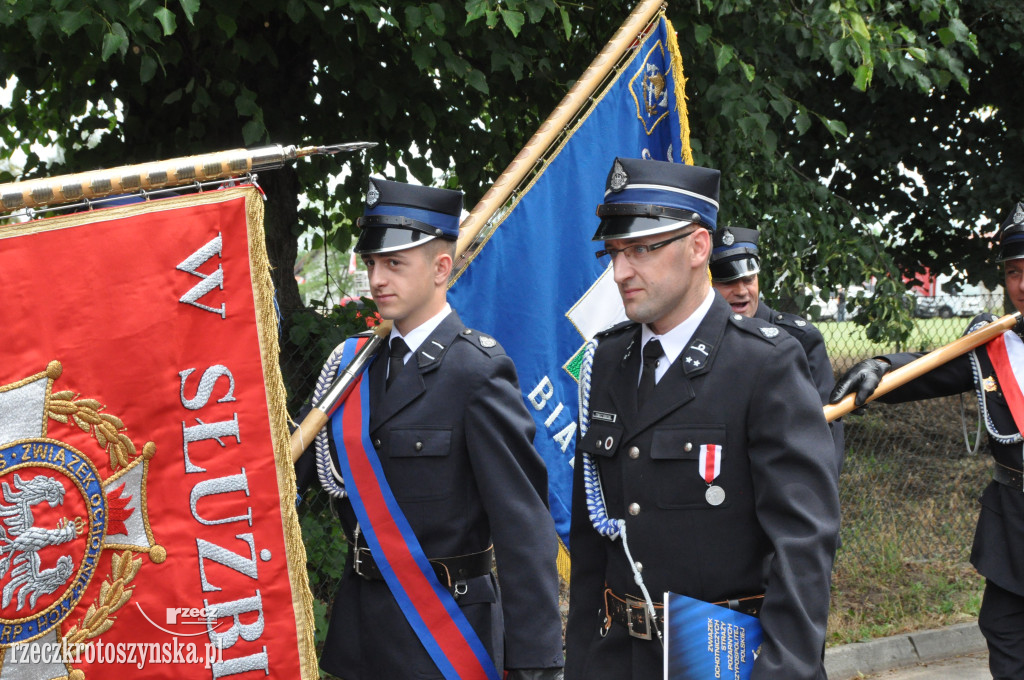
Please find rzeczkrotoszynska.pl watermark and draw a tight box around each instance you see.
[4,637,224,670]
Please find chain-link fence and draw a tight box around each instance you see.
[289,293,1006,656]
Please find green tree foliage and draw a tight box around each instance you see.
[0,0,1017,366]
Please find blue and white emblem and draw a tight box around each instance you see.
[366,180,380,208]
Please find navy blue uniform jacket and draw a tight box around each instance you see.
[755,303,845,474]
[874,313,1024,598]
[565,294,840,680]
[302,311,564,679]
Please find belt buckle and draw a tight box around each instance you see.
[353,547,367,578]
[626,602,652,640]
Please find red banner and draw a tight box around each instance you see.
[0,187,316,679]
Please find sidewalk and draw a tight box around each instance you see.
[825,621,989,680]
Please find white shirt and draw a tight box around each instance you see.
[388,303,452,372]
[639,288,715,385]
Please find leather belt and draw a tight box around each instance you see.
[351,537,493,588]
[602,588,764,641]
[993,461,1024,491]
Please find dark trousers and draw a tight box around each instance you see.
[979,579,1024,680]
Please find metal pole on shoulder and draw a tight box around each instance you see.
[289,0,669,463]
[824,311,1024,422]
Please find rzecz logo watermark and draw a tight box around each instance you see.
[5,637,224,670]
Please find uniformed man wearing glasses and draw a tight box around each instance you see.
[564,157,840,680]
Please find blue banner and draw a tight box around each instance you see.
[449,16,690,557]
[664,592,763,680]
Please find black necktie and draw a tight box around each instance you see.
[387,337,409,389]
[637,339,663,408]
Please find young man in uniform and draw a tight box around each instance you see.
[564,157,840,680]
[830,202,1024,680]
[306,178,564,680]
[709,226,844,473]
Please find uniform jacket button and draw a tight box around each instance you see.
[628,446,640,459]
[415,441,423,451]
[684,442,693,452]
[634,561,643,573]
[628,502,641,516]
[373,439,382,447]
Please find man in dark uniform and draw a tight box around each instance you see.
[299,178,564,679]
[709,226,844,474]
[830,201,1024,680]
[564,157,840,680]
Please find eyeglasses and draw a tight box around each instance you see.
[595,229,698,264]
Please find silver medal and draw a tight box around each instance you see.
[705,485,726,506]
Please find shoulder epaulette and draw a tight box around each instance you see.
[595,319,638,339]
[456,327,507,356]
[966,312,999,335]
[770,311,813,331]
[728,312,782,345]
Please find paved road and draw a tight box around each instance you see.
[862,652,990,679]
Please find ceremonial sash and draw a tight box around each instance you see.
[329,337,499,680]
[986,331,1024,433]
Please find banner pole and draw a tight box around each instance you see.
[824,311,1024,422]
[289,0,668,463]
[452,0,667,276]
[0,142,375,214]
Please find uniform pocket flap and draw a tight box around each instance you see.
[388,428,452,458]
[649,426,726,460]
[580,422,624,457]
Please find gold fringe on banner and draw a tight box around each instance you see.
[665,18,695,166]
[242,188,320,680]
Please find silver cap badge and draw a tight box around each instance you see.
[721,230,735,246]
[609,160,629,192]
[366,181,380,208]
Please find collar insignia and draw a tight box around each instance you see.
[984,375,998,392]
[760,327,780,338]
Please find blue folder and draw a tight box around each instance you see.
[664,591,764,680]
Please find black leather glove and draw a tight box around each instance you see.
[830,358,890,407]
[505,669,564,680]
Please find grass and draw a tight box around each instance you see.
[826,399,990,645]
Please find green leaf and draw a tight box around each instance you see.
[694,24,712,44]
[286,0,306,24]
[58,9,90,36]
[26,15,48,40]
[769,97,792,120]
[849,13,869,42]
[936,27,954,47]
[216,13,236,38]
[795,110,811,135]
[101,24,129,61]
[153,6,177,36]
[466,68,488,94]
[465,0,487,24]
[823,117,848,138]
[242,118,265,145]
[178,0,199,24]
[949,17,970,42]
[129,0,148,13]
[559,6,570,40]
[163,88,183,104]
[410,42,433,72]
[405,6,424,30]
[853,63,871,90]
[499,9,524,36]
[140,54,158,83]
[714,44,734,72]
[739,60,755,82]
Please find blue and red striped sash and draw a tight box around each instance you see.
[329,336,499,680]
